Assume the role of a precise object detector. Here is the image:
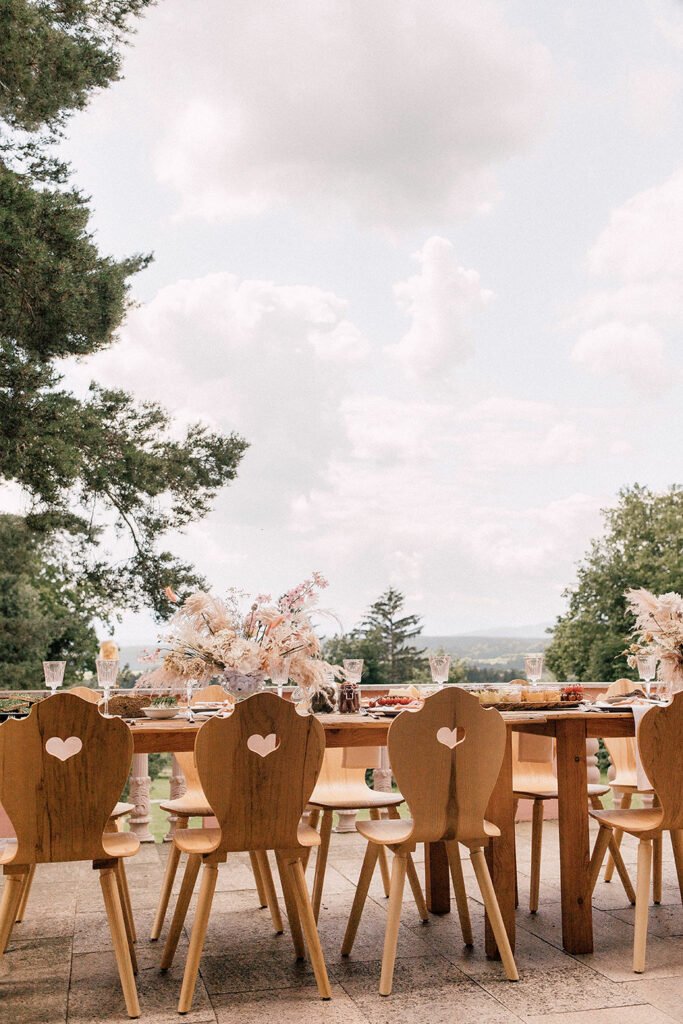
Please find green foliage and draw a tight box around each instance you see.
[0,1,248,627]
[546,485,683,682]
[0,514,98,689]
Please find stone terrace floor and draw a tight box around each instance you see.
[2,820,683,1024]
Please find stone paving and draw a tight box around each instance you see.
[1,820,682,1023]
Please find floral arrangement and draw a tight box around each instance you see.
[153,573,335,695]
[625,587,683,687]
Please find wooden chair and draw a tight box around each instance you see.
[160,692,331,1013]
[512,732,634,912]
[307,746,427,923]
[602,678,663,902]
[0,693,141,1017]
[150,685,282,941]
[342,688,519,996]
[8,687,135,932]
[588,691,683,973]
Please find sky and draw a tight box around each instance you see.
[17,0,683,641]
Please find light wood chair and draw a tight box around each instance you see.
[306,747,427,923]
[342,687,519,996]
[0,692,141,1017]
[588,691,683,973]
[602,678,663,903]
[160,691,331,1013]
[9,687,136,931]
[512,732,634,912]
[149,685,282,941]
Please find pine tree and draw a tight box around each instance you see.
[0,2,248,622]
[360,587,425,685]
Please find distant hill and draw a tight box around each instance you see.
[421,635,551,670]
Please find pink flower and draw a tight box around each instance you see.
[164,586,180,604]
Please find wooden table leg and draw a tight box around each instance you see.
[425,841,450,914]
[485,727,516,959]
[555,719,593,954]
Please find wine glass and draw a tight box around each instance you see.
[43,661,66,696]
[429,655,451,692]
[95,658,119,716]
[184,677,197,718]
[650,675,672,705]
[524,653,544,688]
[343,659,364,684]
[269,657,292,700]
[635,653,658,700]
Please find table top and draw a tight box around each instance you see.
[129,707,636,753]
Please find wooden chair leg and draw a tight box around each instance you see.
[608,834,636,905]
[589,794,604,811]
[312,810,333,923]
[150,835,184,940]
[99,864,140,1018]
[634,839,652,974]
[302,809,321,871]
[341,842,379,956]
[275,851,305,959]
[255,850,283,934]
[249,851,268,908]
[0,869,27,954]
[14,863,36,924]
[529,799,544,914]
[470,848,519,981]
[653,836,663,906]
[605,793,631,882]
[116,861,138,973]
[588,825,613,894]
[446,841,473,945]
[288,858,332,999]
[379,850,408,996]
[512,798,519,910]
[670,829,683,902]
[371,809,391,897]
[178,860,218,1014]
[406,853,428,922]
[160,852,201,970]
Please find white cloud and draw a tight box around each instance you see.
[387,237,493,379]
[459,398,591,469]
[569,167,683,393]
[623,66,681,135]
[572,322,668,392]
[151,0,553,228]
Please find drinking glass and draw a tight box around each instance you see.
[635,653,658,700]
[524,653,544,687]
[343,659,364,684]
[95,658,119,716]
[43,661,66,696]
[651,676,672,705]
[269,657,292,699]
[429,655,451,691]
[184,677,197,717]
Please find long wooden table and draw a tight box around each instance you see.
[130,709,634,959]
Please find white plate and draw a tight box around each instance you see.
[142,706,181,720]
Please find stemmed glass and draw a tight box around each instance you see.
[429,655,451,692]
[343,659,364,685]
[43,661,66,696]
[270,657,292,699]
[184,677,197,719]
[635,653,658,700]
[95,658,119,716]
[524,653,544,688]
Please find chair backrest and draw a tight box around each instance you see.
[195,691,325,853]
[0,693,133,864]
[388,687,506,844]
[512,733,556,794]
[638,690,683,831]
[602,679,638,787]
[67,686,102,704]
[192,684,231,704]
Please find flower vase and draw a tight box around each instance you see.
[222,669,267,699]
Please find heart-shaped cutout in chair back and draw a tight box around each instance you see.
[436,726,466,750]
[246,733,280,758]
[45,736,83,762]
